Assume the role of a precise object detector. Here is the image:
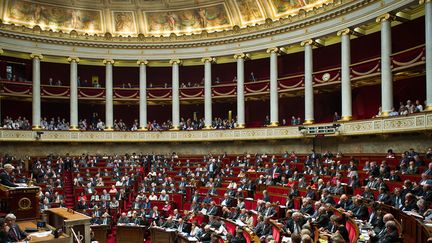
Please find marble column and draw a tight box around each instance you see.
[425,0,432,110]
[138,60,148,130]
[234,53,248,128]
[30,54,43,129]
[68,57,79,130]
[202,57,215,129]
[267,48,280,126]
[377,14,393,116]
[170,59,181,130]
[301,40,314,124]
[338,29,352,121]
[103,59,114,130]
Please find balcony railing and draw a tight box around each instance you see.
[0,44,425,101]
[0,112,430,142]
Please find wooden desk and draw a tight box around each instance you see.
[177,233,198,243]
[117,225,146,243]
[45,208,92,243]
[150,226,176,243]
[90,225,109,243]
[17,220,70,243]
[0,185,40,221]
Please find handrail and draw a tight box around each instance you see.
[69,227,82,243]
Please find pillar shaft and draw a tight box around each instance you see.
[69,58,79,129]
[235,55,246,128]
[139,61,148,129]
[340,30,352,120]
[171,60,180,129]
[269,49,279,126]
[203,58,213,128]
[303,41,314,124]
[105,60,114,129]
[378,15,393,115]
[31,54,42,129]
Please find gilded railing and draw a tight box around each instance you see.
[0,113,430,142]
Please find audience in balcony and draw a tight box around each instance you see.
[2,116,31,130]
[376,99,425,118]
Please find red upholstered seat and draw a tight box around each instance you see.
[346,220,358,243]
[272,225,281,242]
[293,198,301,210]
[224,220,236,235]
[243,231,252,243]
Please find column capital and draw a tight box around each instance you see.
[30,53,43,60]
[376,13,393,23]
[266,47,280,54]
[337,28,351,36]
[300,39,314,47]
[169,59,182,65]
[0,49,3,55]
[137,60,149,65]
[419,0,431,5]
[67,57,80,63]
[103,59,115,65]
[201,57,216,63]
[233,53,250,60]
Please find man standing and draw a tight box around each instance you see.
[0,164,18,187]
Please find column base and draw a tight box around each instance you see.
[303,120,314,125]
[381,111,390,117]
[69,125,79,131]
[138,127,148,131]
[236,123,245,129]
[424,105,432,111]
[339,116,352,122]
[203,125,213,130]
[104,127,113,131]
[267,122,279,127]
[32,125,42,130]
[170,126,180,131]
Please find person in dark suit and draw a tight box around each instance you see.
[286,212,306,235]
[175,218,190,234]
[314,207,330,229]
[6,214,31,242]
[207,201,219,216]
[199,225,212,242]
[262,202,276,217]
[0,218,10,243]
[371,221,399,243]
[335,194,353,211]
[349,199,369,220]
[300,198,314,216]
[255,217,272,238]
[391,188,404,209]
[0,164,18,187]
[230,229,246,243]
[401,193,418,211]
[377,188,392,205]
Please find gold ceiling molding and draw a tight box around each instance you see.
[0,0,377,47]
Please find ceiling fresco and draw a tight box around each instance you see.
[1,0,336,36]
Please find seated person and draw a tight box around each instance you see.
[5,214,31,242]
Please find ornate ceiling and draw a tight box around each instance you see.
[1,0,337,36]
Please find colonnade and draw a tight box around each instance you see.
[20,7,432,130]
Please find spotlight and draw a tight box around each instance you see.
[35,131,44,140]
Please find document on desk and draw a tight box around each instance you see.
[30,231,52,238]
[235,219,246,227]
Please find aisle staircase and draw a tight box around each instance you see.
[63,170,75,209]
